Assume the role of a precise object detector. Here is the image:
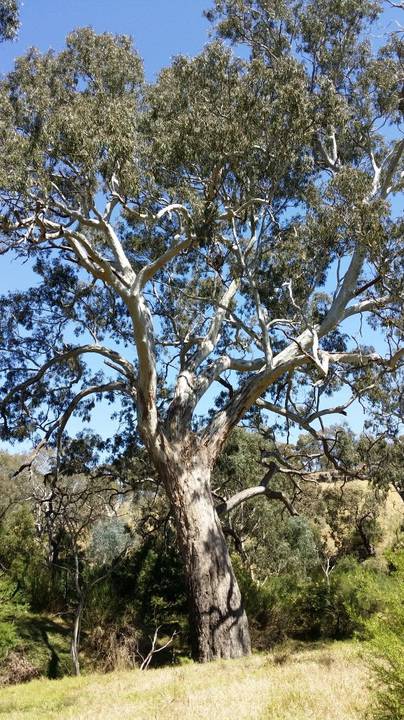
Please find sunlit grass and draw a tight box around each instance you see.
[0,641,371,720]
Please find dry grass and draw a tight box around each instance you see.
[0,641,371,720]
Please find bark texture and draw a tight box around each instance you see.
[159,446,251,662]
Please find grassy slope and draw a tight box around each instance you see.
[0,641,371,720]
[0,611,73,683]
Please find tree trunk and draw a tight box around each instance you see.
[160,448,251,662]
[71,598,83,676]
[70,545,83,676]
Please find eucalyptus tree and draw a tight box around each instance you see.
[0,1,403,661]
[0,0,19,42]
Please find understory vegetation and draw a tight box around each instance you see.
[0,431,403,718]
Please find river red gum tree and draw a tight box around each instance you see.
[0,1,403,660]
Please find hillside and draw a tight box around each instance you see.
[0,642,372,720]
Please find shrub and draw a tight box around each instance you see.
[83,537,188,668]
[0,651,40,686]
[367,551,404,720]
[87,622,140,672]
[234,554,389,647]
[321,557,385,638]
[0,621,19,663]
[0,577,28,663]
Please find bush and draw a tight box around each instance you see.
[0,577,28,662]
[320,557,385,638]
[83,537,188,668]
[87,622,140,672]
[0,651,40,686]
[367,551,404,720]
[0,505,57,612]
[0,621,19,662]
[234,554,389,647]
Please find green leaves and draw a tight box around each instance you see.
[147,41,312,204]
[1,29,144,196]
[0,2,402,461]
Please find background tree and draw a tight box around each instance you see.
[214,426,402,576]
[34,468,132,676]
[0,0,403,661]
[0,0,19,42]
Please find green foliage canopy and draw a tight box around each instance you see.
[0,3,402,462]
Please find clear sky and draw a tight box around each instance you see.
[0,1,402,451]
[2,0,210,77]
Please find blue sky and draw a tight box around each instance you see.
[2,0,210,77]
[0,1,402,452]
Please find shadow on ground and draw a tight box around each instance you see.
[7,614,72,679]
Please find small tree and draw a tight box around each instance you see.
[0,1,403,660]
[29,448,134,676]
